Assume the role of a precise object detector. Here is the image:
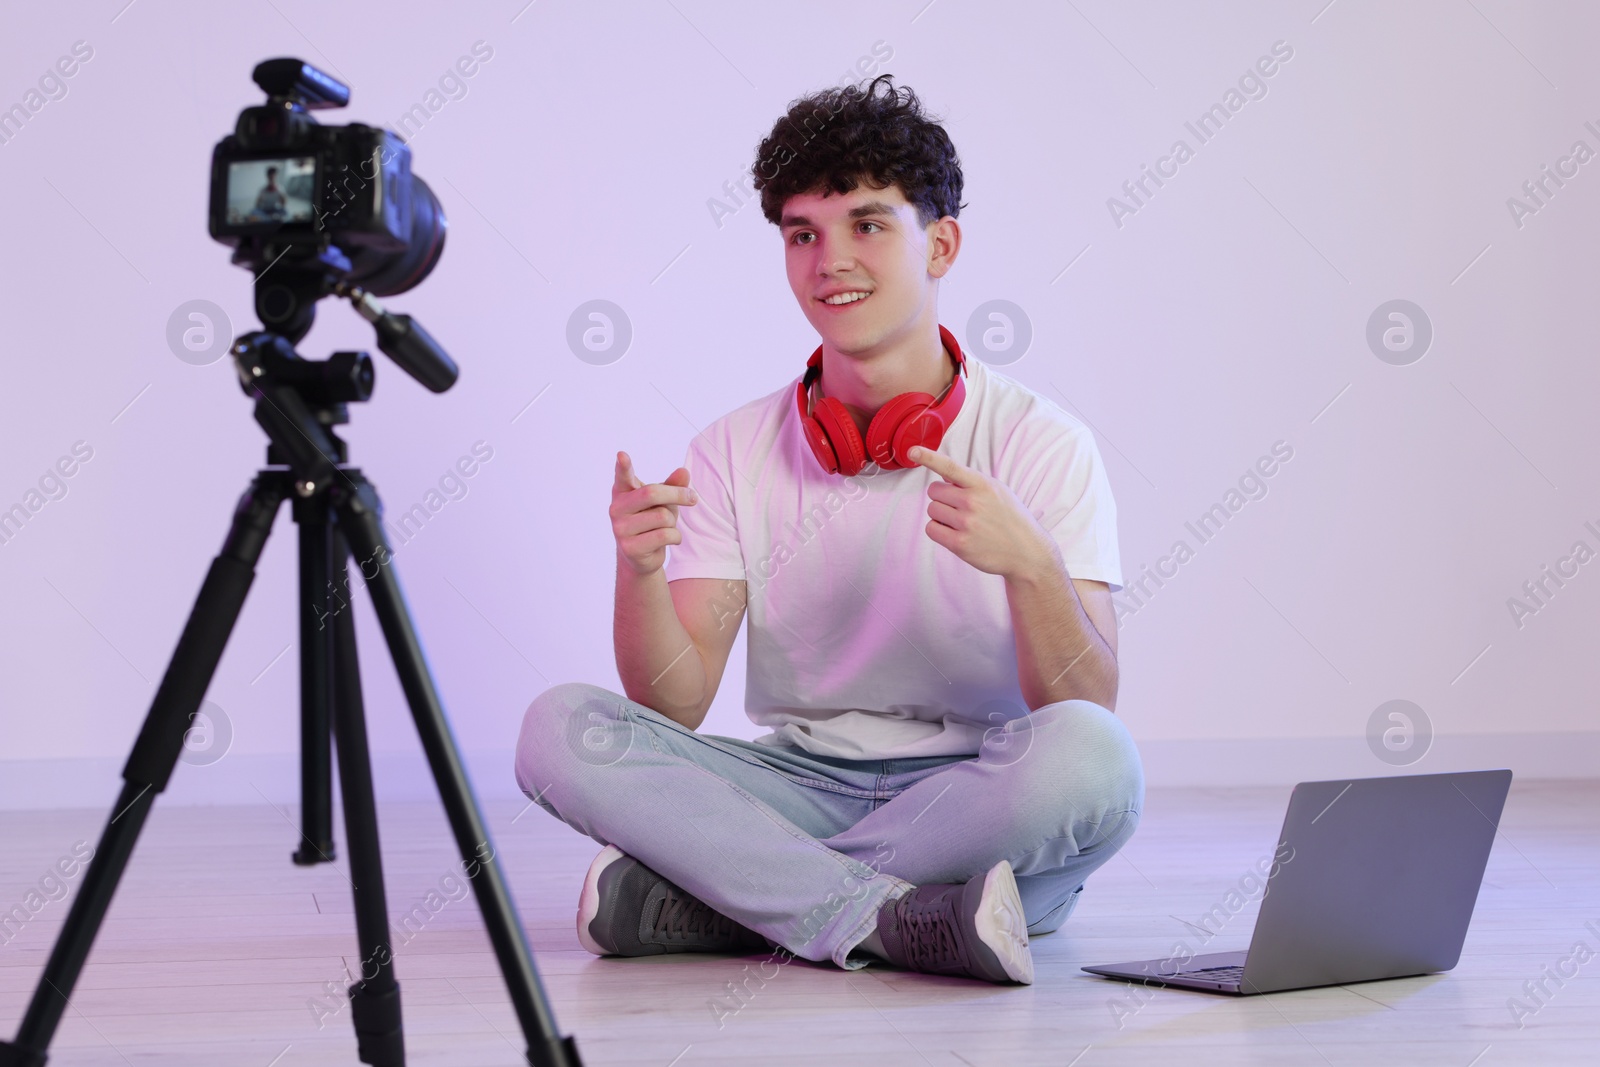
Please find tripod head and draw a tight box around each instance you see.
[248,261,458,388]
[232,270,459,492]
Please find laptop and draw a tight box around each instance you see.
[1083,768,1512,995]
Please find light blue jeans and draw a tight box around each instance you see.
[514,682,1143,970]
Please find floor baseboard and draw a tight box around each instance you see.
[2,731,1595,810]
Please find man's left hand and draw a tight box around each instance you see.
[908,445,1061,580]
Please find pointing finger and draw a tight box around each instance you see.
[614,451,644,492]
[908,445,981,487]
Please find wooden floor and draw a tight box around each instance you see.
[1,779,1594,1066]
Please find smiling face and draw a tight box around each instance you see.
[780,182,956,359]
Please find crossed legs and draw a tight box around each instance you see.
[514,682,1143,970]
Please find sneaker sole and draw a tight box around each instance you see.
[973,861,1034,984]
[576,844,628,956]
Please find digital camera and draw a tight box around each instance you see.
[208,58,445,297]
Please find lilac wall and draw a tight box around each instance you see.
[1,1,1596,806]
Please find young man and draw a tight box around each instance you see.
[516,75,1142,985]
[253,165,287,220]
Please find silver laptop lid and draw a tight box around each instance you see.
[1240,769,1512,993]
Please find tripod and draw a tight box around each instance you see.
[0,297,581,1066]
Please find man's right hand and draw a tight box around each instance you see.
[611,451,698,576]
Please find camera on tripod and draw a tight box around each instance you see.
[0,55,582,1067]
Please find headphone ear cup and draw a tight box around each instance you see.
[866,392,935,469]
[801,414,840,474]
[813,397,867,476]
[890,410,949,465]
[892,361,966,465]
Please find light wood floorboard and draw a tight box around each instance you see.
[1,780,1595,1065]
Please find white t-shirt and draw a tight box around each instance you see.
[664,354,1122,759]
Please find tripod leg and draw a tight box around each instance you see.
[293,495,337,865]
[332,477,582,1067]
[0,473,289,1067]
[328,526,405,1066]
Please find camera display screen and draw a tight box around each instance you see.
[224,157,317,227]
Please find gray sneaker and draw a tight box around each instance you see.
[875,859,1033,984]
[577,845,770,957]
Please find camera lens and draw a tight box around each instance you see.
[345,175,447,297]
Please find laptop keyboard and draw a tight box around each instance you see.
[1168,964,1245,983]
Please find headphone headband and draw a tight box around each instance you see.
[795,325,969,475]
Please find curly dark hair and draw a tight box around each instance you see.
[752,73,965,230]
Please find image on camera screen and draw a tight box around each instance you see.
[225,157,317,226]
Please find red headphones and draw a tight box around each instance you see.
[796,324,968,476]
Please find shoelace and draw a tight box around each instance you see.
[898,891,966,971]
[653,884,743,943]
